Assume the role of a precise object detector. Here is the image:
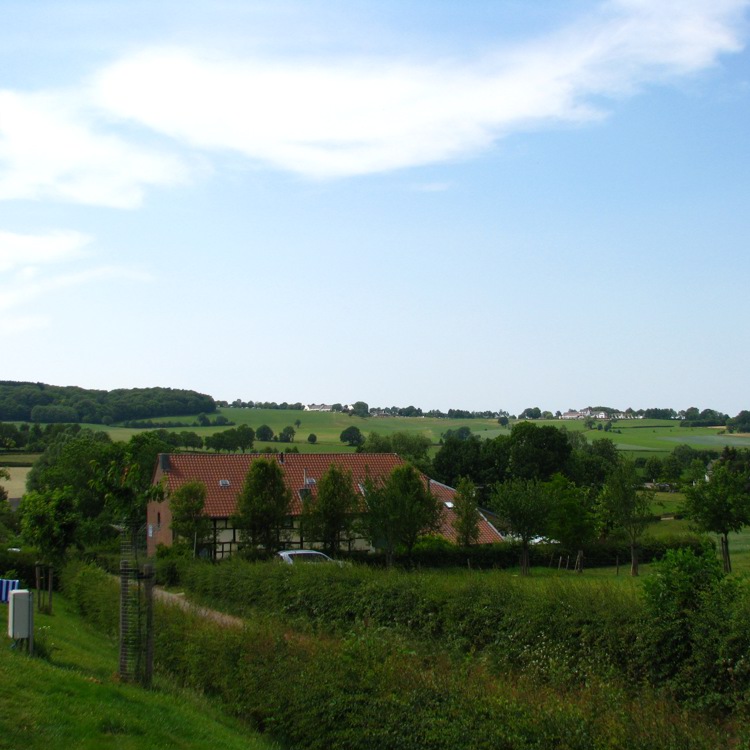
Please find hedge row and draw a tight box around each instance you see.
[0,549,41,587]
[61,561,731,750]
[336,535,709,570]
[161,550,750,712]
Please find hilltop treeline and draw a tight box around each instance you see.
[0,381,216,424]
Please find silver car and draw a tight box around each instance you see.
[276,549,337,565]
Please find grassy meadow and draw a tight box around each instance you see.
[74,409,750,458]
[0,596,278,750]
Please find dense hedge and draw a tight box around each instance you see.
[0,549,37,586]
[159,551,750,712]
[335,535,710,570]
[61,560,731,750]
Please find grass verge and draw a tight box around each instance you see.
[0,596,278,750]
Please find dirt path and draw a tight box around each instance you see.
[153,587,244,629]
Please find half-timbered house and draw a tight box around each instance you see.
[147,452,502,558]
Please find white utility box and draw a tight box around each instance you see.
[8,589,32,639]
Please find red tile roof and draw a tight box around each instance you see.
[153,453,502,544]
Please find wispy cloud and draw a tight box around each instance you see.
[0,90,192,208]
[87,0,747,179]
[0,228,91,273]
[0,229,153,333]
[0,0,746,205]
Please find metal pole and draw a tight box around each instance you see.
[143,564,154,688]
[120,560,131,681]
[28,591,34,656]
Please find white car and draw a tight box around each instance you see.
[276,550,337,565]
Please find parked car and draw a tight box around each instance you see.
[276,550,337,565]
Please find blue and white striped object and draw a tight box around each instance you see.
[0,579,20,603]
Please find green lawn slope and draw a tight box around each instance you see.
[0,596,278,750]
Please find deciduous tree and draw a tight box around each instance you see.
[301,464,359,554]
[491,478,551,575]
[232,458,291,552]
[19,487,78,562]
[545,474,595,572]
[340,425,365,447]
[361,464,442,566]
[279,425,296,443]
[452,477,480,547]
[256,424,274,442]
[597,460,652,576]
[683,459,750,573]
[170,480,212,557]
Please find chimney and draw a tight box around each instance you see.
[159,454,171,473]
[279,452,285,464]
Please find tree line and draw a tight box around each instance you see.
[0,381,216,424]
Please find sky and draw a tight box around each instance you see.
[1,0,749,416]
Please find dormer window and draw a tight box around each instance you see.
[219,479,230,488]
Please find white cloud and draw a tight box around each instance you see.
[0,0,745,205]
[0,229,153,334]
[87,0,747,179]
[0,229,91,273]
[0,90,192,208]
[0,265,153,314]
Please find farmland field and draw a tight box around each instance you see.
[0,466,30,503]
[83,408,750,457]
[5,412,749,466]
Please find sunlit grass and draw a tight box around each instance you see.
[0,596,279,750]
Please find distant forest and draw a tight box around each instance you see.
[0,381,216,424]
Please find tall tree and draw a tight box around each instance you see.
[545,474,595,572]
[597,460,652,576]
[256,424,274,442]
[235,425,256,452]
[491,478,551,575]
[301,464,359,554]
[19,488,75,555]
[432,434,483,487]
[361,464,442,566]
[508,422,571,481]
[350,401,370,418]
[232,458,292,552]
[26,430,119,545]
[278,425,296,443]
[452,477,481,547]
[683,459,750,573]
[18,487,78,613]
[169,480,212,557]
[340,426,365,447]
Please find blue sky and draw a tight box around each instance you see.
[1,0,749,415]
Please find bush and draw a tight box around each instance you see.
[641,547,750,709]
[0,548,36,586]
[61,558,738,748]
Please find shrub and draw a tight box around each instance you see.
[65,558,725,750]
[641,547,750,709]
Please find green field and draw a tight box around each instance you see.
[77,410,750,458]
[0,596,277,750]
[0,466,29,501]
